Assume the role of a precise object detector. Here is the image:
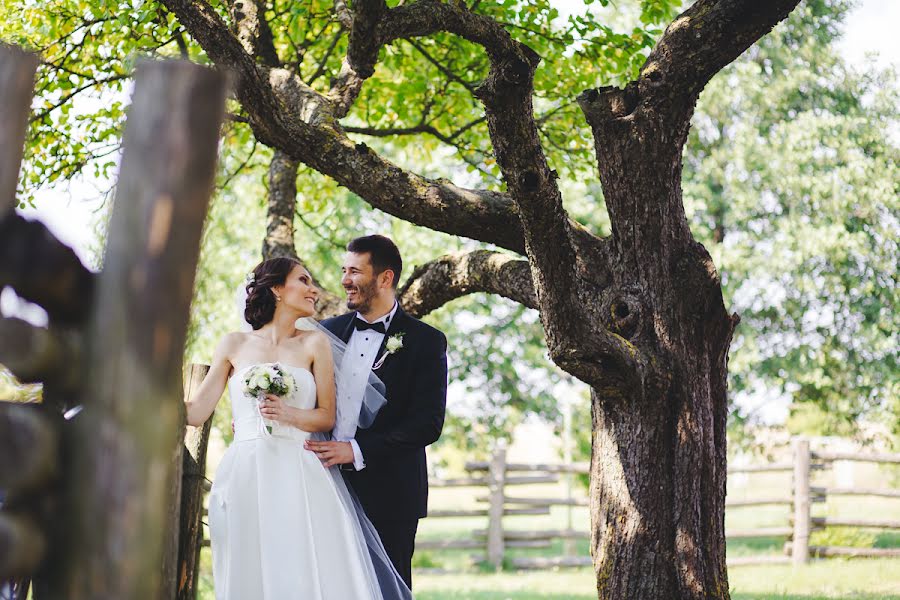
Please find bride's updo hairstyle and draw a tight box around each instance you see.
[244,257,303,330]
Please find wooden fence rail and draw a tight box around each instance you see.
[429,439,900,570]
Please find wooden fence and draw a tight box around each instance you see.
[421,440,900,570]
[0,43,227,600]
[188,369,897,582]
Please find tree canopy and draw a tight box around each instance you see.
[1,0,896,444]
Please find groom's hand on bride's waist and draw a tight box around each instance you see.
[304,440,355,468]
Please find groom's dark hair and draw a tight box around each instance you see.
[348,235,402,288]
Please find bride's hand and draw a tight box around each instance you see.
[259,394,294,425]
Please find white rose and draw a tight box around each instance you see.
[386,336,404,353]
[283,372,296,392]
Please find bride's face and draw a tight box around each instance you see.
[273,265,319,317]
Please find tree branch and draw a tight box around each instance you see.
[579,0,801,129]
[158,0,284,126]
[160,0,539,253]
[325,58,367,118]
[343,115,485,144]
[406,38,480,96]
[262,149,299,261]
[333,0,354,30]
[640,0,800,117]
[346,0,388,79]
[575,0,800,263]
[263,150,346,317]
[228,0,281,67]
[345,0,590,365]
[398,250,536,318]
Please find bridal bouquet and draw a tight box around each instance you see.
[243,364,296,434]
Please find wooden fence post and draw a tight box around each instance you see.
[0,43,37,214]
[792,437,811,565]
[177,364,213,600]
[562,397,575,557]
[57,60,226,599]
[0,403,57,580]
[0,42,227,599]
[487,443,507,570]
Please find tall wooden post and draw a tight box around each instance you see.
[0,43,226,599]
[176,364,213,600]
[0,44,44,600]
[792,437,811,565]
[0,43,37,214]
[487,443,507,571]
[56,60,226,599]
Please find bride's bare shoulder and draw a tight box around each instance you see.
[293,327,324,342]
[219,331,254,351]
[294,328,329,350]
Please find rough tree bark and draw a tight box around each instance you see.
[153,0,801,597]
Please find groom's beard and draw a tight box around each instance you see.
[345,278,378,313]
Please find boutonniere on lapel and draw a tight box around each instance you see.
[373,332,405,370]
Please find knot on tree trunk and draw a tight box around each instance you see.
[600,287,644,340]
[577,82,640,125]
[519,170,540,192]
[497,51,538,86]
[474,48,538,106]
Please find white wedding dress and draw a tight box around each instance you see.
[209,363,403,600]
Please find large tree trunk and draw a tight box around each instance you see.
[582,110,737,597]
[589,321,733,598]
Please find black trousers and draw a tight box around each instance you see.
[371,518,419,589]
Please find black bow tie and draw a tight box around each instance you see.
[354,318,386,334]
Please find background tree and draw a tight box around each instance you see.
[681,0,898,440]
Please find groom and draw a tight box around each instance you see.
[305,234,448,588]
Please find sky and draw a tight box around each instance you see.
[3,0,898,422]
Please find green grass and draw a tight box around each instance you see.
[414,559,900,599]
[411,467,900,598]
[195,462,900,598]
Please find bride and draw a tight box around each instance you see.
[184,257,412,600]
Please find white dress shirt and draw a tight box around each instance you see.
[337,301,399,470]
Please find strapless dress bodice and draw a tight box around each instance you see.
[228,363,316,442]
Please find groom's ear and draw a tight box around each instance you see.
[378,268,396,289]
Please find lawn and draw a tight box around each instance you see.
[414,559,900,599]
[197,556,900,599]
[196,456,900,598]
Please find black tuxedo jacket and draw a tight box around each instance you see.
[322,306,447,522]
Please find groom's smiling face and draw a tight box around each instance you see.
[341,252,379,312]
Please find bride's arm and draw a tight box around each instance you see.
[282,331,336,433]
[184,333,240,426]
